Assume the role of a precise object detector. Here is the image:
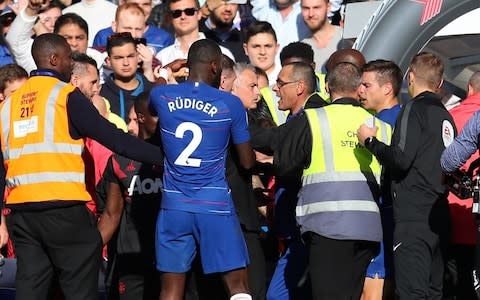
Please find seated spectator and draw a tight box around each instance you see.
[93,0,174,54]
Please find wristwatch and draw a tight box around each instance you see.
[364,136,375,147]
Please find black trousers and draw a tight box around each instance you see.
[306,232,379,300]
[8,204,103,300]
[393,222,448,300]
[106,253,160,300]
[444,244,477,300]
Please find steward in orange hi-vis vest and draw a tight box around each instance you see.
[0,75,91,205]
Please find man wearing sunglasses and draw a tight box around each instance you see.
[155,0,234,68]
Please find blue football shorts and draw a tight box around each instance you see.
[156,209,249,274]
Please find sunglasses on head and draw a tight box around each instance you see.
[108,31,133,41]
[170,7,198,19]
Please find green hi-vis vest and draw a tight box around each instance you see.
[296,105,392,241]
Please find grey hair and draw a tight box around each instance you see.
[233,63,257,87]
[468,71,480,93]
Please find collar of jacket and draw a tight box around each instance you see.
[30,69,68,82]
[330,97,361,106]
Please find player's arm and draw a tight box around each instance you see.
[67,90,163,165]
[441,111,479,173]
[229,96,255,170]
[235,142,255,170]
[97,181,124,245]
[363,107,421,172]
[97,156,124,245]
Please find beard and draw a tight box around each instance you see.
[210,12,234,31]
[275,0,293,10]
[307,17,328,33]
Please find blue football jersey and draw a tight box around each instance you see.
[150,81,250,214]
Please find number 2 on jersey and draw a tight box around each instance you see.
[174,122,202,167]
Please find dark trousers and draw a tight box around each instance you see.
[106,253,160,300]
[244,230,267,300]
[306,232,379,300]
[444,244,477,300]
[8,205,103,300]
[394,222,448,300]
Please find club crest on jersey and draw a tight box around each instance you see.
[442,120,454,147]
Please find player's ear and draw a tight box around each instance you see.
[210,60,220,76]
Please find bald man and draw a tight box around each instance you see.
[326,48,366,72]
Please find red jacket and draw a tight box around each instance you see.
[448,93,480,245]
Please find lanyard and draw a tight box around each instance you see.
[118,74,145,119]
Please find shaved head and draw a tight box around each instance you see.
[32,33,73,80]
[326,49,366,73]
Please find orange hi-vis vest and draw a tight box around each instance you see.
[0,75,91,205]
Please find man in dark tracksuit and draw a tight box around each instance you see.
[97,93,162,299]
[358,52,457,299]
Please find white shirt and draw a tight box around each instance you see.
[250,0,310,50]
[267,63,282,87]
[6,9,36,73]
[155,32,235,66]
[6,9,107,80]
[63,0,117,46]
